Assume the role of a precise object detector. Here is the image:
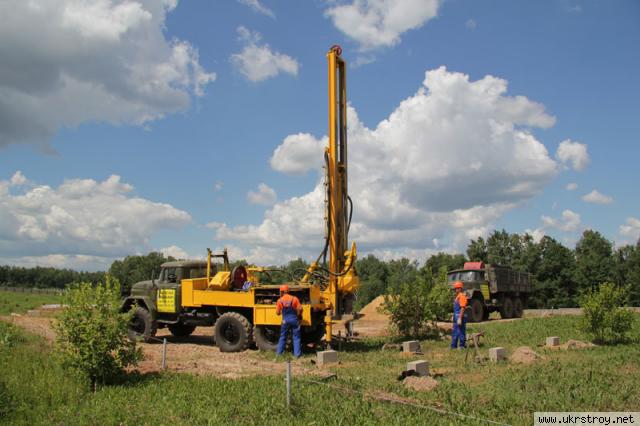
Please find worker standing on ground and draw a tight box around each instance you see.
[276,284,303,358]
[451,281,468,349]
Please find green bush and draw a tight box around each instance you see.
[53,276,142,390]
[579,282,636,343]
[381,267,452,337]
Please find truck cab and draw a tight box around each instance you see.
[123,260,212,341]
[448,262,531,322]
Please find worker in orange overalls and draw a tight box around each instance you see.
[451,281,468,349]
[276,284,303,358]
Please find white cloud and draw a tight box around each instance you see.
[541,209,581,232]
[212,67,560,264]
[619,217,640,239]
[247,183,277,205]
[231,26,299,82]
[10,171,28,186]
[556,139,590,171]
[213,181,223,192]
[237,0,274,18]
[0,0,215,148]
[0,172,191,266]
[159,245,189,259]
[325,0,441,51]
[581,189,613,205]
[566,182,578,191]
[270,133,326,175]
[466,19,477,30]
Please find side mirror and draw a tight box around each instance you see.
[151,269,156,285]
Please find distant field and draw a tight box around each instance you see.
[0,291,62,315]
[1,291,639,425]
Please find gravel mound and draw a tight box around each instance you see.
[403,376,438,391]
[510,346,542,364]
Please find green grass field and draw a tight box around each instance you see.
[0,291,63,315]
[1,292,638,425]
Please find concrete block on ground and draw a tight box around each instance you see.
[489,347,507,362]
[402,340,420,353]
[317,350,338,366]
[546,336,560,347]
[406,360,429,377]
[27,310,40,317]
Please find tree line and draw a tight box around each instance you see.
[1,229,639,308]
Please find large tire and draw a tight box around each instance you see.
[468,298,485,323]
[168,323,196,338]
[254,325,280,352]
[500,297,514,319]
[513,298,524,318]
[128,307,157,342]
[214,312,253,352]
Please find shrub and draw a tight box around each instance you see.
[381,267,452,337]
[579,282,635,344]
[54,276,142,390]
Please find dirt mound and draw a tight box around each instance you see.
[563,339,596,349]
[510,346,542,364]
[403,376,438,391]
[359,296,389,321]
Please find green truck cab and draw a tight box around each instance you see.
[447,262,532,322]
[122,259,212,341]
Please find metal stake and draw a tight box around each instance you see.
[162,338,167,370]
[286,360,292,408]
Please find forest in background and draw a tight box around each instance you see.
[1,229,639,308]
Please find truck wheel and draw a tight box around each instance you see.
[469,298,485,323]
[128,307,157,342]
[499,297,514,319]
[214,312,253,352]
[254,325,280,352]
[168,323,196,338]
[513,298,524,318]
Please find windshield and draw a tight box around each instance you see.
[448,271,484,282]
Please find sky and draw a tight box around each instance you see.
[1,0,639,271]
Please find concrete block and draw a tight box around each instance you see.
[317,350,338,366]
[27,310,40,317]
[489,347,507,362]
[406,360,429,377]
[546,336,560,347]
[402,340,420,353]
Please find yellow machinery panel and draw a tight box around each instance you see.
[157,289,177,313]
[254,305,312,326]
[181,278,208,307]
[481,283,491,301]
[208,271,231,291]
[187,289,254,308]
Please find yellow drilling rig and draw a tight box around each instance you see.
[124,45,359,352]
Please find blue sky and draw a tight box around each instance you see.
[1,0,639,271]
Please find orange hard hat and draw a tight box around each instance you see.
[280,284,289,293]
[453,281,464,290]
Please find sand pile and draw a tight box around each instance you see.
[510,346,542,364]
[358,296,389,322]
[403,376,439,391]
[563,339,596,349]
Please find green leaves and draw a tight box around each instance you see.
[579,282,636,344]
[53,276,142,389]
[380,265,451,338]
